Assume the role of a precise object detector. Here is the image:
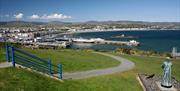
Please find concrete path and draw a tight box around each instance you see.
[0,62,12,68]
[56,52,135,80]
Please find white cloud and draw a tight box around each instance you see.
[14,13,23,19]
[29,13,71,20]
[30,14,40,19]
[43,13,71,19]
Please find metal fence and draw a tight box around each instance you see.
[6,42,63,80]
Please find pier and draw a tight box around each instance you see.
[12,37,140,49]
[18,41,71,49]
[95,40,140,46]
[71,38,140,46]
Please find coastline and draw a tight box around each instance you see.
[56,29,180,53]
[63,29,180,35]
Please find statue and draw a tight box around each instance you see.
[161,57,172,88]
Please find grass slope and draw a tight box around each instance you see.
[20,49,120,72]
[0,68,142,91]
[0,48,6,63]
[120,54,180,80]
[0,51,180,91]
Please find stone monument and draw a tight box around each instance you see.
[161,57,172,88]
[137,57,180,91]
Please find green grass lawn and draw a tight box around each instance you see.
[0,68,142,91]
[119,54,180,80]
[0,50,180,91]
[0,48,120,72]
[19,49,120,72]
[0,48,6,63]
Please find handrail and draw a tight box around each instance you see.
[15,53,48,67]
[15,54,49,70]
[14,48,49,63]
[15,57,49,72]
[15,59,49,72]
[16,61,49,73]
[5,43,63,80]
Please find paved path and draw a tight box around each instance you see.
[56,52,135,80]
[0,62,12,68]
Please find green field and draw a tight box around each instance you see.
[0,48,6,63]
[120,54,180,80]
[0,49,180,91]
[0,48,120,72]
[20,49,120,72]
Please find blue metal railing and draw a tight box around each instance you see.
[6,42,10,62]
[5,43,63,80]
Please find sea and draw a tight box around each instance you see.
[60,30,180,53]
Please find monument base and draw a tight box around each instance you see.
[161,84,172,88]
[137,74,180,91]
[156,82,177,91]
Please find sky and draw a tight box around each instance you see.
[0,0,180,22]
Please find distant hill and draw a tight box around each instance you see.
[0,21,45,27]
[0,20,180,29]
[83,20,180,25]
[47,21,72,25]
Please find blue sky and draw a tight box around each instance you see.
[0,0,180,22]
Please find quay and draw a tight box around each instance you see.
[71,38,140,46]
[95,40,140,46]
[18,41,71,49]
[9,37,140,49]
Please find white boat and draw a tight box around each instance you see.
[72,38,105,43]
[90,38,105,42]
[72,38,94,43]
[128,40,140,46]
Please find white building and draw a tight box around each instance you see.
[171,47,180,59]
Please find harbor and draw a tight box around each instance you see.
[17,37,140,49]
[71,38,140,46]
[55,35,140,46]
[16,41,71,49]
[2,30,180,52]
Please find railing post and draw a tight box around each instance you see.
[11,45,15,67]
[59,64,62,79]
[48,59,52,75]
[6,42,10,62]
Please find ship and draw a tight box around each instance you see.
[72,38,105,43]
[127,40,140,46]
[111,34,137,38]
[72,38,94,43]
